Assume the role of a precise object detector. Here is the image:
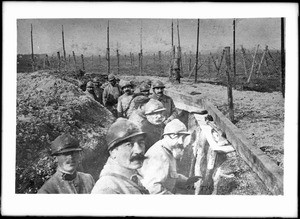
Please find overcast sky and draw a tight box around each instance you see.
[17,18,281,56]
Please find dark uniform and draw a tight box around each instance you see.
[37,133,95,194]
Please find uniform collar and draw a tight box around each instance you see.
[57,168,78,181]
[101,157,139,180]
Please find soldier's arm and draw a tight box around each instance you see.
[116,97,123,118]
[164,98,178,124]
[140,154,173,194]
[102,88,108,106]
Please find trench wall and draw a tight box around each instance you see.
[165,89,283,195]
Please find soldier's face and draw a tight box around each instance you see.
[111,135,146,170]
[86,87,94,93]
[146,112,165,125]
[57,151,80,173]
[123,86,132,94]
[166,134,188,159]
[153,87,164,97]
[141,90,150,96]
[93,82,100,87]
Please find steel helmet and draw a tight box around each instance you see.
[144,99,166,115]
[93,77,101,83]
[108,74,116,82]
[86,81,94,88]
[163,119,190,136]
[152,80,165,89]
[139,83,150,92]
[51,133,82,156]
[106,118,147,151]
[120,80,132,89]
[133,95,150,107]
[145,79,152,86]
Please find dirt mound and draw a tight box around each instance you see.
[16,71,115,193]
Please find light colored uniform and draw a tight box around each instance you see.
[91,158,148,194]
[117,93,134,118]
[129,110,164,152]
[38,169,95,194]
[149,94,177,123]
[139,140,188,194]
[102,83,121,107]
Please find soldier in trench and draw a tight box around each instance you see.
[139,119,201,194]
[37,133,95,194]
[91,118,149,194]
[117,80,134,118]
[84,81,97,100]
[92,76,103,104]
[129,98,166,152]
[102,74,121,117]
[149,80,178,125]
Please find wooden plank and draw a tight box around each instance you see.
[164,89,283,195]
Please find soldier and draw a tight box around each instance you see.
[91,118,149,194]
[117,80,134,118]
[129,99,166,151]
[102,74,121,117]
[172,58,181,84]
[93,76,103,104]
[78,81,86,92]
[139,119,201,194]
[149,80,178,125]
[38,133,95,194]
[85,81,97,100]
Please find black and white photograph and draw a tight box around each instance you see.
[2,2,298,217]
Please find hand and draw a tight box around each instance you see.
[186,176,202,186]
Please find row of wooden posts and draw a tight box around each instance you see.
[30,18,285,123]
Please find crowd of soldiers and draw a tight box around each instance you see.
[38,73,201,194]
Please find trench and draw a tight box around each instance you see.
[165,90,283,195]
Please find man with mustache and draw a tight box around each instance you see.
[38,133,95,194]
[91,118,149,194]
[129,99,166,152]
[117,80,134,118]
[139,119,201,194]
[149,80,178,125]
[84,81,98,100]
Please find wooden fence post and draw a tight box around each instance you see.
[247,44,259,83]
[57,52,61,72]
[117,49,120,74]
[224,46,234,122]
[72,51,77,70]
[240,45,248,76]
[81,54,85,71]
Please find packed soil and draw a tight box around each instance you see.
[16,70,115,193]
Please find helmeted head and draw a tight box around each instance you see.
[51,133,82,173]
[78,81,86,91]
[93,77,101,87]
[139,83,150,96]
[86,81,94,93]
[108,74,116,85]
[145,79,152,87]
[120,80,133,94]
[152,80,165,98]
[106,118,147,170]
[144,99,166,125]
[162,119,190,159]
